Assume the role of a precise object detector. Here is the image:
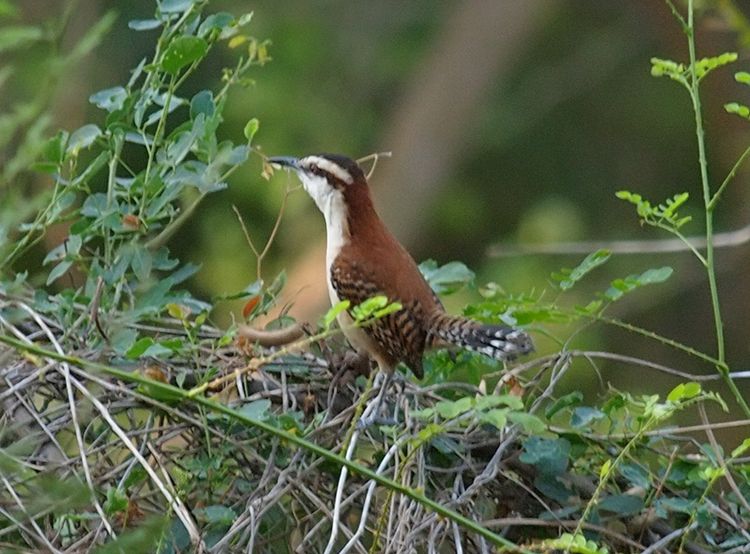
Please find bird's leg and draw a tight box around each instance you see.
[357,370,396,428]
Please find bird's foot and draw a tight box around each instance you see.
[356,411,398,429]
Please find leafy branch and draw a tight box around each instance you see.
[624,0,750,417]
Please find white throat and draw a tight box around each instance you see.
[298,173,350,302]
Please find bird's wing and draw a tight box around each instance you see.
[330,253,427,377]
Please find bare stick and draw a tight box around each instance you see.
[357,151,392,180]
[488,222,750,257]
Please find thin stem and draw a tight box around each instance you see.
[590,314,724,368]
[686,0,724,362]
[684,0,750,417]
[708,143,750,211]
[654,221,707,266]
[104,135,123,268]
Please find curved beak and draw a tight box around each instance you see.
[268,156,300,170]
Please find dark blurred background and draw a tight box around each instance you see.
[5,1,750,412]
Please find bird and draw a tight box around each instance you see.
[268,153,533,383]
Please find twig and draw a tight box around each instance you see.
[324,380,384,554]
[232,181,291,283]
[642,522,697,554]
[357,151,392,180]
[487,222,750,257]
[339,438,408,554]
[238,323,304,346]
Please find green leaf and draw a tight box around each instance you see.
[190,90,214,119]
[650,57,685,82]
[41,130,68,164]
[419,259,475,295]
[725,102,750,120]
[410,407,434,420]
[130,246,152,282]
[243,118,259,143]
[599,459,612,480]
[351,295,396,322]
[519,436,570,476]
[478,409,508,429]
[735,71,750,85]
[473,394,523,411]
[128,19,161,31]
[731,438,750,458]
[570,406,606,428]
[543,533,609,554]
[414,423,445,445]
[552,249,611,291]
[598,494,644,515]
[322,300,350,330]
[617,190,691,229]
[372,300,402,319]
[667,381,701,403]
[46,260,72,285]
[199,13,236,38]
[620,463,651,489]
[214,279,262,301]
[434,397,473,419]
[94,516,170,554]
[545,391,583,419]
[66,124,102,155]
[161,36,208,74]
[126,337,154,359]
[90,86,127,112]
[104,487,128,515]
[110,328,138,355]
[507,411,546,434]
[195,505,236,527]
[126,337,171,359]
[604,266,673,301]
[694,52,737,79]
[239,399,271,421]
[159,0,195,14]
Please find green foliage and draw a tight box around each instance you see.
[650,52,737,85]
[418,259,475,295]
[409,391,547,454]
[603,266,673,301]
[351,295,403,322]
[540,533,609,554]
[551,249,610,290]
[0,0,266,356]
[94,517,170,554]
[724,70,750,120]
[616,190,692,229]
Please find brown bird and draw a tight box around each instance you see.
[269,154,533,382]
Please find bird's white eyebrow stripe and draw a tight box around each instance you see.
[302,156,353,184]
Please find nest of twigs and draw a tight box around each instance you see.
[1,293,748,554]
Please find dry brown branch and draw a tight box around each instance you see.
[238,322,305,347]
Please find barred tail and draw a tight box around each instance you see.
[427,313,533,361]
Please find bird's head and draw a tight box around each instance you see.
[268,154,368,215]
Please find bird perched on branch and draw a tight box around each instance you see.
[269,154,532,392]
